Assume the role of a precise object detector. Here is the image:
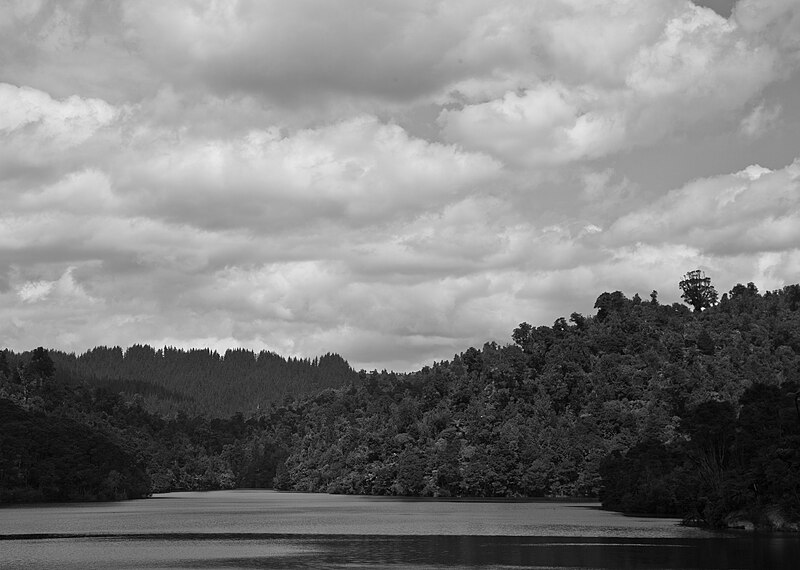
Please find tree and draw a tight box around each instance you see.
[679,270,718,312]
[26,347,55,381]
[0,350,9,379]
[512,322,533,349]
[593,291,627,322]
[696,329,715,356]
[569,312,586,330]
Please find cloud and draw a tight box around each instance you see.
[735,0,800,61]
[2,1,800,371]
[440,1,781,165]
[13,169,118,214]
[15,266,97,305]
[121,0,500,108]
[114,115,501,231]
[608,159,800,256]
[0,83,118,146]
[739,101,782,138]
[0,2,151,102]
[17,280,54,303]
[0,83,121,187]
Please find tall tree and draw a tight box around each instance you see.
[0,350,9,379]
[679,270,718,312]
[26,347,55,381]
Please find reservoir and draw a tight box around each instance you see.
[1,490,797,568]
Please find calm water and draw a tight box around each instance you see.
[1,490,798,568]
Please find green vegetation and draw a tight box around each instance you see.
[2,275,799,530]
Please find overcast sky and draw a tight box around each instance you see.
[2,0,799,371]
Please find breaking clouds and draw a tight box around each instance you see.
[2,0,800,371]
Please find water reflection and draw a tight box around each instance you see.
[4,534,799,569]
[1,491,799,569]
[1,490,708,538]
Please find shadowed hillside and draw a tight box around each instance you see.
[44,346,358,417]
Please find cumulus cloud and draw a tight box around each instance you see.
[608,160,800,256]
[0,2,151,101]
[440,1,781,164]
[17,280,54,303]
[0,83,118,146]
[739,101,782,138]
[115,116,501,231]
[0,84,122,187]
[735,0,800,60]
[122,0,443,116]
[13,169,118,214]
[2,0,800,371]
[15,266,97,305]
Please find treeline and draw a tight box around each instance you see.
[1,355,283,501]
[267,282,800,529]
[0,347,355,502]
[42,345,357,417]
[0,398,151,502]
[600,384,800,528]
[2,279,799,530]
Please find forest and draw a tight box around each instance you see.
[1,274,799,530]
[48,346,358,417]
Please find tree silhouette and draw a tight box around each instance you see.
[26,347,55,381]
[0,350,9,378]
[679,270,718,312]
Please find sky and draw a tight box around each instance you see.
[1,0,799,372]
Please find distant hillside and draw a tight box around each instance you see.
[20,346,358,417]
[3,278,799,531]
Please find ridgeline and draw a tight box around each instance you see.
[2,278,799,530]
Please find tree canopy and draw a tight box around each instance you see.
[3,278,800,530]
[679,269,718,312]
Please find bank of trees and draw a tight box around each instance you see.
[0,353,151,502]
[2,277,799,529]
[0,347,354,501]
[49,346,358,417]
[600,384,800,527]
[269,279,800,528]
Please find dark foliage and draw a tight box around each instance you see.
[45,346,358,417]
[2,279,799,529]
[264,280,800,529]
[599,439,696,516]
[679,269,718,312]
[0,399,151,502]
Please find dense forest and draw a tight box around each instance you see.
[48,346,358,417]
[2,275,799,530]
[0,347,356,501]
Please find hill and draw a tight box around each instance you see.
[37,346,358,417]
[2,278,799,530]
[268,281,800,529]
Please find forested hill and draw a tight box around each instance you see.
[9,346,358,417]
[2,278,800,530]
[270,281,800,529]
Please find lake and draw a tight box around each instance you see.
[1,490,798,568]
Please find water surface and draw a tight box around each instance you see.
[1,490,797,568]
